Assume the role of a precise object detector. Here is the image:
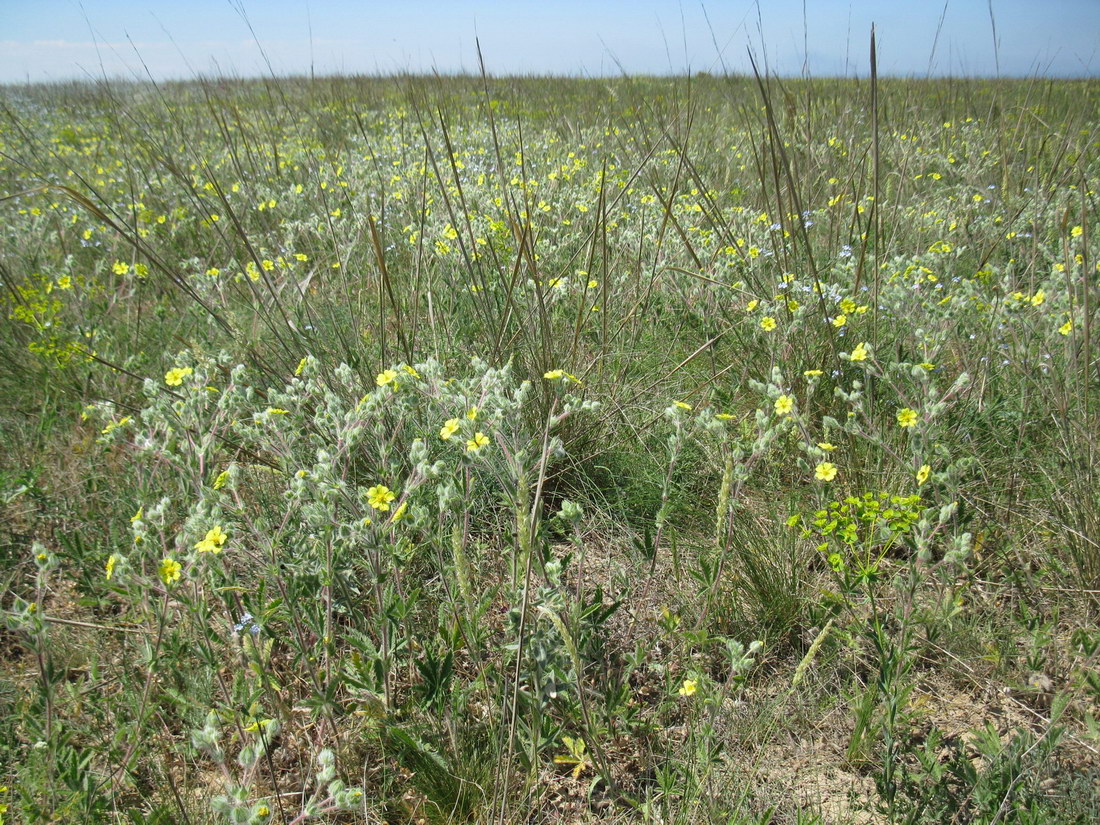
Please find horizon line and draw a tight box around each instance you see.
[3,69,1097,89]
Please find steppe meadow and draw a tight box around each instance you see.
[1,20,1099,824]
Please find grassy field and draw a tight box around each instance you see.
[0,71,1098,824]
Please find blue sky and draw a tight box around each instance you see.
[1,0,1097,82]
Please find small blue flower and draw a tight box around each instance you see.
[234,612,260,634]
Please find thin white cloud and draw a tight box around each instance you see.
[1,1,1096,82]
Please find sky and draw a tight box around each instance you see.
[1,0,1097,83]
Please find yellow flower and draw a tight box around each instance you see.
[760,316,777,331]
[916,464,931,485]
[774,395,794,416]
[212,471,230,490]
[850,342,869,362]
[164,366,193,386]
[544,369,582,384]
[815,462,838,482]
[678,679,697,697]
[832,314,847,328]
[367,484,396,511]
[840,298,856,314]
[195,525,228,553]
[390,500,408,523]
[57,275,73,289]
[112,261,130,275]
[674,400,692,410]
[440,418,461,440]
[159,557,182,585]
[1030,289,1045,307]
[1071,225,1083,238]
[105,554,117,580]
[376,369,399,388]
[803,369,823,377]
[402,364,420,378]
[746,299,759,311]
[466,432,490,453]
[817,442,836,451]
[1059,320,1073,336]
[466,406,479,420]
[295,357,307,376]
[896,408,919,428]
